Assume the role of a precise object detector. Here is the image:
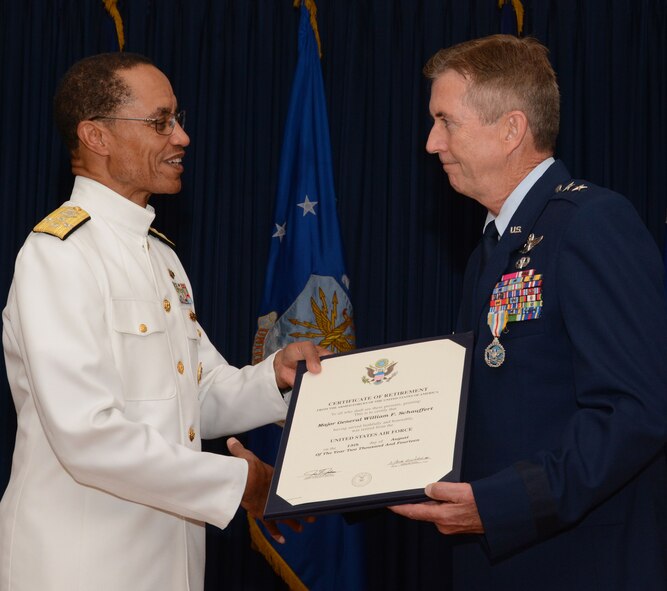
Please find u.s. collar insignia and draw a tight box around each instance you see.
[519,233,544,254]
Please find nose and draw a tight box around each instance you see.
[426,125,442,155]
[171,121,190,147]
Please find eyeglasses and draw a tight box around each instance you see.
[91,110,186,135]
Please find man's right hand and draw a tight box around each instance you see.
[227,437,303,544]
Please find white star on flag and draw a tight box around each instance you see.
[272,222,286,242]
[297,195,318,216]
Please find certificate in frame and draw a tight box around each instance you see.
[264,332,472,520]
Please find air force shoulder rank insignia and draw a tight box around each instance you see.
[33,206,90,240]
[555,181,588,193]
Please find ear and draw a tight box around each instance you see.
[503,110,529,152]
[76,120,111,156]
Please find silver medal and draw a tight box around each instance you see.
[484,337,506,368]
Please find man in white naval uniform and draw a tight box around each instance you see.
[0,53,322,591]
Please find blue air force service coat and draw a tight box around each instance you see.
[0,176,288,591]
[454,160,667,590]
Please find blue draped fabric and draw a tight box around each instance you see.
[253,4,354,361]
[247,5,363,590]
[499,0,521,35]
[664,214,667,298]
[1,2,666,590]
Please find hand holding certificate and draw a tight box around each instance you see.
[264,333,472,519]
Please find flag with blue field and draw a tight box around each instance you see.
[248,3,364,590]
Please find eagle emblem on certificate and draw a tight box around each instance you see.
[362,358,398,384]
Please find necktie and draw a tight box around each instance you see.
[479,220,499,272]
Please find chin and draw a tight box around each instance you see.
[158,181,182,195]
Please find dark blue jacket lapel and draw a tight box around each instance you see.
[471,160,572,326]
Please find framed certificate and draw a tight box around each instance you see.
[264,332,473,519]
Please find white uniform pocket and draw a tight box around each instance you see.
[111,299,176,400]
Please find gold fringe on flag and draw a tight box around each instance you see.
[103,0,125,51]
[293,0,322,58]
[248,514,309,591]
[498,0,525,35]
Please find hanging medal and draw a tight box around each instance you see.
[485,269,544,368]
[485,310,508,367]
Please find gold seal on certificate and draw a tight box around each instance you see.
[264,333,473,519]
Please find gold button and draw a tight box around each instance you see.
[168,269,175,279]
[197,329,202,338]
[177,361,185,374]
[188,427,195,442]
[163,299,171,312]
[197,362,203,385]
[139,324,147,333]
[189,311,197,322]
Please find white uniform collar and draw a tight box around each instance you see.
[69,176,156,238]
[483,157,555,237]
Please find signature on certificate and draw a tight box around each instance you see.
[388,456,430,467]
[303,468,338,479]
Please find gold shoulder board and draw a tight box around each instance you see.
[33,206,91,240]
[149,227,176,249]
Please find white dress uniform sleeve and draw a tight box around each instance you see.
[197,339,286,438]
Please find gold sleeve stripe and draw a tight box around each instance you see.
[33,206,91,240]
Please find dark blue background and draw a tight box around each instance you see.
[1,1,665,589]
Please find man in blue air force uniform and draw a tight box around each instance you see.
[0,53,323,591]
[391,35,667,590]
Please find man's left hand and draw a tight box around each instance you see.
[227,437,306,544]
[389,482,484,535]
[273,341,329,390]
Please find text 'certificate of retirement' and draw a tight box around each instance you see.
[264,333,472,519]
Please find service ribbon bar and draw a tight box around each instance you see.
[489,268,544,323]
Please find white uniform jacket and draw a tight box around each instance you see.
[0,176,288,591]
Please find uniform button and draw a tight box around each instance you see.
[197,362,203,384]
[188,427,196,442]
[189,311,197,322]
[197,329,202,338]
[177,361,185,374]
[139,324,147,333]
[168,269,175,279]
[163,299,171,312]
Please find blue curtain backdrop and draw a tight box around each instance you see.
[1,1,665,590]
